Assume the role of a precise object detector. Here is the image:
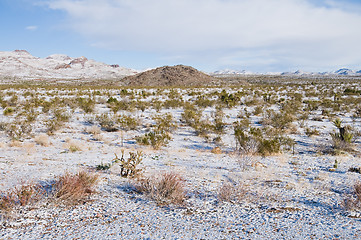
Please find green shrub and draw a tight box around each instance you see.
[218,90,240,108]
[153,113,177,133]
[96,113,118,132]
[330,119,354,152]
[3,107,15,116]
[181,103,201,127]
[257,138,281,156]
[118,114,140,131]
[77,97,95,113]
[136,130,171,149]
[6,120,33,140]
[96,151,143,177]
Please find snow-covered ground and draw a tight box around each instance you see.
[1,84,361,239]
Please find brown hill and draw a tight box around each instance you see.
[122,65,218,87]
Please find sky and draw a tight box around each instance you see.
[1,0,361,73]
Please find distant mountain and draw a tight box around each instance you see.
[0,50,138,80]
[211,69,253,75]
[212,68,361,77]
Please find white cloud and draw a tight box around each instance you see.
[26,25,38,31]
[43,0,361,71]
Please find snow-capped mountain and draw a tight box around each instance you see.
[211,69,253,75]
[0,50,138,80]
[212,68,361,77]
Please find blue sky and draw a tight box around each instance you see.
[1,0,361,72]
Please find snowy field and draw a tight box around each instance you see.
[1,81,361,239]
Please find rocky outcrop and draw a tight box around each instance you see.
[122,65,217,87]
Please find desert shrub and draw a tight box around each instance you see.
[96,151,143,177]
[150,99,163,111]
[34,133,50,147]
[304,100,319,111]
[64,139,83,152]
[218,90,240,108]
[181,103,201,127]
[234,123,259,154]
[0,183,44,211]
[107,96,118,104]
[136,130,171,149]
[45,109,70,135]
[118,114,140,131]
[77,97,95,113]
[6,119,33,140]
[152,113,177,133]
[218,182,246,203]
[54,108,70,122]
[0,121,8,131]
[354,106,361,118]
[116,151,143,177]
[96,162,112,171]
[280,100,302,115]
[193,120,213,138]
[253,106,264,116]
[46,119,61,135]
[41,100,53,113]
[96,113,118,132]
[52,171,98,203]
[3,107,15,116]
[262,110,295,133]
[134,172,186,205]
[135,100,149,112]
[330,119,354,152]
[163,99,183,109]
[234,122,284,156]
[194,95,215,108]
[85,125,101,135]
[257,138,281,156]
[108,99,134,113]
[22,108,38,123]
[237,153,256,171]
[344,182,361,211]
[305,127,320,137]
[344,88,361,95]
[213,107,226,134]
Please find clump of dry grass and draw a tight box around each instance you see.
[52,171,98,203]
[34,133,50,147]
[23,142,36,155]
[217,182,247,203]
[63,139,84,152]
[344,182,361,211]
[134,172,187,205]
[85,125,101,135]
[8,140,22,148]
[0,183,45,212]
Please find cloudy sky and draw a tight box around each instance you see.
[1,0,361,72]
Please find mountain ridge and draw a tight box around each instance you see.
[0,50,138,80]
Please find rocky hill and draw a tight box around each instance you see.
[122,65,218,87]
[0,50,138,80]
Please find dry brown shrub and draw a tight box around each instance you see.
[85,125,101,135]
[344,182,361,211]
[23,142,36,155]
[211,147,222,154]
[8,140,22,148]
[52,171,98,203]
[135,172,187,205]
[34,133,50,147]
[63,139,84,152]
[218,182,247,203]
[0,183,45,211]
